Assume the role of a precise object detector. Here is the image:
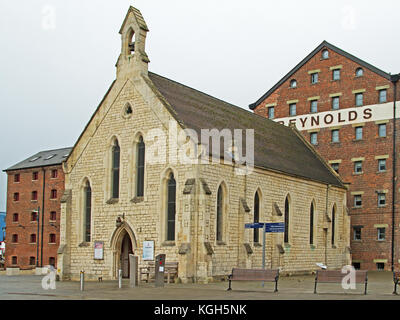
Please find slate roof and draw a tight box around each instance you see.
[148,72,344,188]
[249,40,392,110]
[4,147,73,172]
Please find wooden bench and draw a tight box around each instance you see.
[314,270,368,295]
[227,268,279,292]
[140,261,178,284]
[393,271,400,295]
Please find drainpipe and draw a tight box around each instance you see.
[391,73,400,272]
[41,168,46,267]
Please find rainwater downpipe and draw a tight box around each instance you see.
[391,74,399,272]
[41,168,46,267]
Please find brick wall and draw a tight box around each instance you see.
[5,166,64,269]
[253,45,400,271]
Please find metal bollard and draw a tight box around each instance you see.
[80,271,85,291]
[118,269,122,288]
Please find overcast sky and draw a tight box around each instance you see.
[1,0,399,211]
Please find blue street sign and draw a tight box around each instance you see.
[245,223,265,229]
[265,223,285,233]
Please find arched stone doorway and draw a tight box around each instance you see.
[120,232,133,278]
[110,223,137,279]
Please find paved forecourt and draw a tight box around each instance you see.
[0,272,400,300]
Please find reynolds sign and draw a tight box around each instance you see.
[274,102,399,131]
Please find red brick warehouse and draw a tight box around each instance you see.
[3,147,72,270]
[250,41,400,271]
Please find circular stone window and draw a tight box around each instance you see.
[122,103,133,119]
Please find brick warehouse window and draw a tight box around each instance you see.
[354,161,363,174]
[378,228,386,241]
[49,257,55,267]
[331,129,339,143]
[29,257,36,265]
[32,171,38,181]
[12,234,18,243]
[378,124,387,137]
[11,256,17,265]
[50,211,56,221]
[377,263,385,270]
[289,103,296,116]
[355,126,363,140]
[12,213,19,222]
[322,49,329,59]
[31,191,38,201]
[49,233,56,243]
[332,96,340,110]
[355,93,364,107]
[355,68,364,77]
[50,189,57,199]
[378,159,387,172]
[311,73,319,84]
[353,227,362,241]
[30,234,36,243]
[353,262,361,270]
[13,192,19,201]
[31,211,38,222]
[310,132,318,145]
[331,163,339,173]
[332,69,341,81]
[268,106,274,119]
[290,79,297,88]
[379,89,387,103]
[354,195,362,208]
[378,193,386,207]
[310,100,318,113]
[14,174,20,183]
[51,169,58,179]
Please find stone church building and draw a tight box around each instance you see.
[58,7,351,282]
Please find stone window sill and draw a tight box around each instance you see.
[352,139,364,142]
[352,206,363,209]
[217,241,226,246]
[377,170,387,174]
[131,196,144,204]
[106,198,119,205]
[162,241,175,247]
[78,242,90,247]
[254,243,262,247]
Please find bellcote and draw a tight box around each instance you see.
[116,6,149,79]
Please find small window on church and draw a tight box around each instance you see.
[123,103,133,118]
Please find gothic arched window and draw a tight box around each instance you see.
[166,173,176,241]
[84,181,92,242]
[136,136,145,197]
[284,196,290,243]
[216,184,225,242]
[111,140,120,199]
[254,191,260,243]
[310,202,314,245]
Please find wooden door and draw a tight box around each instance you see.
[121,233,133,278]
